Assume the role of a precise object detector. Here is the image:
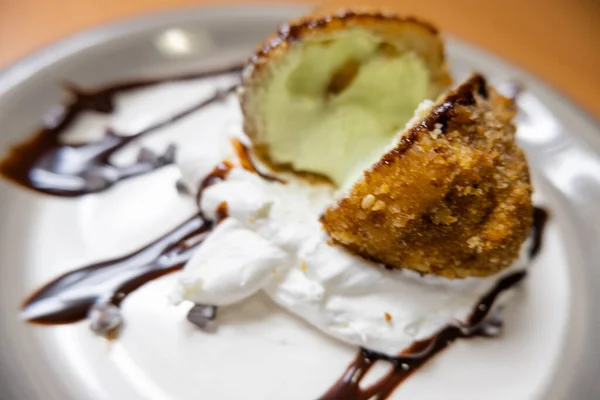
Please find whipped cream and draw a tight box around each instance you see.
[172,134,528,355]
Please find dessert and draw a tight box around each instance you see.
[241,12,451,188]
[171,75,534,357]
[322,74,533,278]
[1,10,549,400]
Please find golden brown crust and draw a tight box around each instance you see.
[240,11,452,161]
[321,74,533,278]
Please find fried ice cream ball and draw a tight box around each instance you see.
[240,11,451,188]
[321,74,533,278]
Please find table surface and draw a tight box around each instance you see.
[1,0,599,119]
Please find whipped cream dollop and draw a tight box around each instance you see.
[172,134,527,356]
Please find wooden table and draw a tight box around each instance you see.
[1,0,599,118]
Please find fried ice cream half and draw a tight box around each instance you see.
[321,74,533,278]
[240,11,451,188]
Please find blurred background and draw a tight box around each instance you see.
[1,0,599,117]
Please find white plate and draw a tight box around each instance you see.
[0,5,599,400]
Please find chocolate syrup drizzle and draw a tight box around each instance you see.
[20,215,208,324]
[320,207,549,399]
[4,68,549,397]
[320,272,524,400]
[530,207,549,258]
[0,64,242,197]
[20,162,232,325]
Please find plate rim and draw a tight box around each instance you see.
[0,4,599,400]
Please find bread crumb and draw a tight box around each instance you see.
[430,123,443,138]
[467,236,483,253]
[300,261,307,272]
[431,205,457,225]
[361,194,376,209]
[372,200,386,211]
[384,312,392,322]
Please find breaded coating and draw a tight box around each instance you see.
[321,74,533,278]
[240,11,452,166]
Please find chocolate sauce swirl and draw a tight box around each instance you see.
[21,215,208,324]
[0,64,242,196]
[320,272,524,400]
[20,162,232,325]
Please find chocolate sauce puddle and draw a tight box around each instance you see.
[20,163,232,326]
[320,206,548,400]
[0,64,242,196]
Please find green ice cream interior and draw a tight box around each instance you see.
[262,28,436,189]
